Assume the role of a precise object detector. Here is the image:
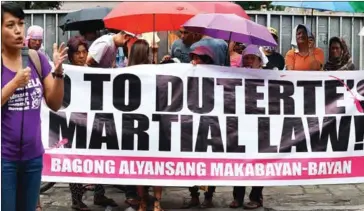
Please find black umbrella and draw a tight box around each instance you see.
[59,7,112,31]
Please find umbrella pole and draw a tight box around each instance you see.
[311,9,314,31]
[153,13,156,64]
[225,32,232,67]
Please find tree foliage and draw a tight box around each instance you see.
[11,1,63,10]
[234,1,272,10]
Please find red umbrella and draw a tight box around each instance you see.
[103,2,202,34]
[103,2,249,34]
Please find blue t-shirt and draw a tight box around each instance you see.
[191,37,229,66]
[116,47,126,67]
[170,39,193,63]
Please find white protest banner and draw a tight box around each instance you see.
[41,64,364,186]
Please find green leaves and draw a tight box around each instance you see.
[11,1,63,10]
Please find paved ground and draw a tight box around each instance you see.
[40,184,364,211]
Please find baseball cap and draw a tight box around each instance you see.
[189,46,215,61]
[268,27,278,38]
[124,30,137,37]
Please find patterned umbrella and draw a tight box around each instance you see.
[271,1,364,13]
[272,1,364,30]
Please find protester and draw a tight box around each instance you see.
[285,24,324,71]
[261,27,285,70]
[85,29,141,207]
[127,39,151,66]
[115,31,158,67]
[86,30,140,206]
[230,45,266,210]
[229,41,242,67]
[162,27,201,63]
[24,25,52,61]
[65,35,118,210]
[240,45,267,69]
[67,35,88,66]
[324,36,355,70]
[233,42,245,54]
[98,35,143,209]
[1,3,67,211]
[115,46,126,67]
[191,35,229,66]
[125,39,164,211]
[123,37,139,65]
[308,33,316,49]
[139,32,160,63]
[189,45,215,66]
[180,45,217,209]
[86,29,136,68]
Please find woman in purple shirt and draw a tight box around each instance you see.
[1,3,67,211]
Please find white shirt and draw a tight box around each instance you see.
[88,34,118,68]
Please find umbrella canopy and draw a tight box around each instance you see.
[359,27,364,36]
[191,2,250,19]
[103,2,201,34]
[350,2,364,12]
[271,1,364,13]
[183,13,277,47]
[103,2,249,34]
[59,7,111,31]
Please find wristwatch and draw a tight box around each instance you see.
[52,72,65,79]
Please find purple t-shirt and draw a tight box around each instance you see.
[1,52,51,161]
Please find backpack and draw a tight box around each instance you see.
[28,49,43,81]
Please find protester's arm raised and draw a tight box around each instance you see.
[43,43,67,111]
[309,48,324,71]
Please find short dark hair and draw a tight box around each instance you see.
[1,2,25,24]
[67,35,88,62]
[190,53,214,65]
[297,25,308,35]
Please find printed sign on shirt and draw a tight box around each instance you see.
[8,78,42,111]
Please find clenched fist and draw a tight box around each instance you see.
[13,67,31,88]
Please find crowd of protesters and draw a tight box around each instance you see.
[1,2,359,211]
